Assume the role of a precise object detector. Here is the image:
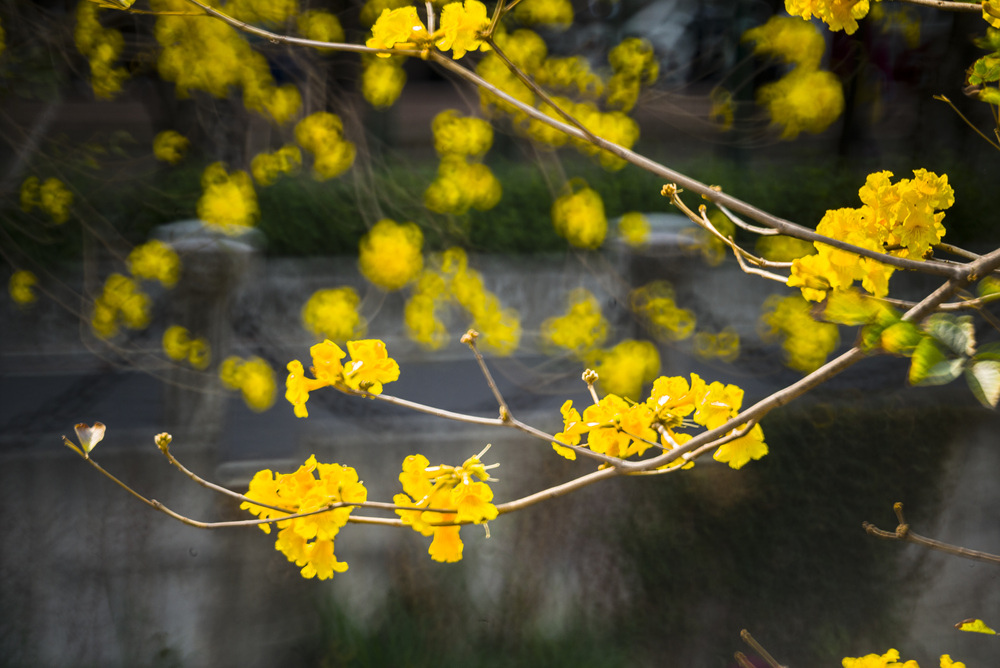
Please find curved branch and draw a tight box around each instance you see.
[864,502,1000,566]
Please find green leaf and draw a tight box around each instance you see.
[977,275,1000,298]
[966,360,1000,408]
[923,314,975,357]
[880,321,922,356]
[909,337,951,385]
[973,342,1000,362]
[979,87,1000,106]
[968,54,1000,86]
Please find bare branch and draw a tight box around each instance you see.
[864,502,1000,566]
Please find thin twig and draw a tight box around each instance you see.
[892,0,981,12]
[462,330,511,422]
[863,502,1000,566]
[934,95,1000,151]
[741,630,785,668]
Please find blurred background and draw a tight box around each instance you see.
[1,0,999,666]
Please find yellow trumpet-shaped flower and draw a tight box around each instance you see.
[343,339,400,394]
[436,0,490,60]
[367,6,427,55]
[358,219,424,291]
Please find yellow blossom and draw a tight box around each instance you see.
[436,0,490,60]
[301,287,367,342]
[297,10,345,44]
[761,293,840,373]
[284,340,347,417]
[361,56,407,108]
[91,274,151,339]
[9,270,38,305]
[241,455,366,579]
[359,219,424,291]
[586,339,660,400]
[367,6,427,56]
[196,163,259,233]
[758,68,844,139]
[295,112,356,180]
[512,0,574,29]
[541,288,609,357]
[713,423,768,469]
[343,339,400,394]
[743,15,826,69]
[128,240,180,287]
[251,144,302,186]
[618,211,650,247]
[432,109,493,157]
[153,130,189,165]
[552,185,607,249]
[786,0,871,35]
[163,325,191,361]
[630,281,696,342]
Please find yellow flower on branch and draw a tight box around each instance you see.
[343,339,400,394]
[242,455,367,579]
[436,0,490,60]
[785,0,871,35]
[367,6,427,56]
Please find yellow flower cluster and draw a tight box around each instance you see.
[618,211,650,247]
[361,0,411,26]
[629,281,696,342]
[404,248,521,355]
[152,130,189,165]
[760,293,840,373]
[366,0,490,60]
[755,234,815,262]
[227,0,298,25]
[20,176,73,224]
[394,449,499,563]
[153,0,301,124]
[294,111,356,180]
[786,0,872,35]
[585,339,660,401]
[535,57,603,98]
[985,1,1000,28]
[220,356,276,411]
[693,328,740,363]
[91,274,151,339]
[285,339,400,417]
[842,648,965,668]
[424,110,501,214]
[512,0,574,29]
[555,371,767,469]
[541,288,609,357]
[162,325,210,370]
[301,287,367,342]
[251,145,302,186]
[127,240,180,288]
[745,16,844,139]
[242,455,367,579]
[552,184,607,249]
[297,10,345,43]
[361,55,407,108]
[9,270,37,306]
[788,169,954,302]
[606,38,659,112]
[359,219,424,291]
[196,163,259,233]
[74,2,128,99]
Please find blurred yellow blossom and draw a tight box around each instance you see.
[404,272,450,350]
[153,130,189,165]
[786,0,871,35]
[755,234,814,262]
[242,455,366,579]
[75,2,128,99]
[586,339,660,400]
[361,56,407,108]
[693,328,740,362]
[9,270,38,305]
[297,10,345,44]
[424,156,502,214]
[552,184,607,250]
[301,287,367,342]
[743,15,826,70]
[630,281,696,342]
[163,325,211,369]
[294,111,356,180]
[512,0,573,29]
[21,176,73,224]
[219,355,275,411]
[91,274,151,339]
[761,293,839,373]
[358,219,424,291]
[433,109,493,157]
[251,144,302,186]
[618,211,650,247]
[197,163,259,233]
[541,288,609,357]
[394,449,499,562]
[128,240,180,287]
[758,68,844,139]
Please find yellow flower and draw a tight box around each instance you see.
[343,339,400,394]
[91,274,150,339]
[956,618,996,634]
[841,648,909,668]
[196,163,259,233]
[713,423,768,469]
[586,339,660,400]
[541,288,609,357]
[187,337,211,370]
[757,68,844,139]
[241,455,366,579]
[428,525,464,562]
[285,360,327,418]
[9,270,38,305]
[128,240,180,287]
[432,109,493,157]
[361,57,407,108]
[761,293,840,373]
[358,219,424,291]
[552,185,607,249]
[152,130,189,165]
[939,656,966,668]
[366,6,427,56]
[22,177,74,224]
[618,211,650,247]
[301,287,367,342]
[743,15,826,69]
[297,10,345,44]
[512,0,573,29]
[785,0,871,35]
[237,357,275,411]
[436,0,490,60]
[163,325,191,361]
[630,281,696,342]
[251,145,302,186]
